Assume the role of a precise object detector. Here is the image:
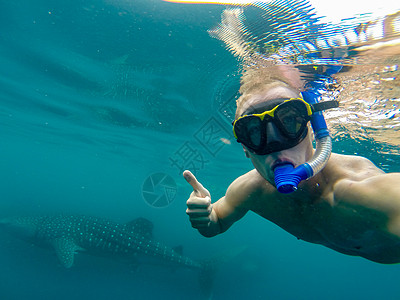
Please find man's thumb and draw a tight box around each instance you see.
[183,170,208,197]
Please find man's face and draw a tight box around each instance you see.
[237,85,314,184]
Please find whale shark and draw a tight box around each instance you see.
[0,215,207,272]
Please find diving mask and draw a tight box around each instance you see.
[232,98,338,155]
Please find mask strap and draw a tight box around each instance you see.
[311,100,339,112]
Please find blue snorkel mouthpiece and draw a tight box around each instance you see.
[274,164,312,194]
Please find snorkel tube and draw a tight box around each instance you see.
[274,81,335,194]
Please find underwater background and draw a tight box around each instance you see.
[0,0,400,299]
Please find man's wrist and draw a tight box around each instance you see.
[198,211,221,237]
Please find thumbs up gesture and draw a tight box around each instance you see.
[183,170,213,229]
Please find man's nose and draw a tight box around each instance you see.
[266,122,283,144]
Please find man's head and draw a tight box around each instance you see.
[234,71,314,184]
[236,82,301,117]
[235,65,304,118]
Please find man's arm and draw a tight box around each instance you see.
[334,172,400,236]
[184,170,253,238]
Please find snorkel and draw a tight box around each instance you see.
[274,79,336,193]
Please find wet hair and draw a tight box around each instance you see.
[235,66,300,119]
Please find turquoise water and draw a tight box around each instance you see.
[1,0,400,299]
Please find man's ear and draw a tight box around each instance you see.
[242,145,250,158]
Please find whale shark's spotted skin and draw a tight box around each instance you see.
[1,215,202,269]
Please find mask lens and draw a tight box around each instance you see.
[235,116,263,149]
[275,101,309,137]
[247,119,262,147]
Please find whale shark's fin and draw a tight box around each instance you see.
[51,237,82,268]
[125,218,153,238]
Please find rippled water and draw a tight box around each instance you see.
[209,0,400,165]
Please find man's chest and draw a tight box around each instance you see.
[251,195,391,248]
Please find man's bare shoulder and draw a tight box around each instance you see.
[327,154,400,242]
[327,153,385,182]
[327,153,400,210]
[231,169,272,191]
[225,169,274,208]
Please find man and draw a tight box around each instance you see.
[183,67,400,264]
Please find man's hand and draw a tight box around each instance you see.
[183,170,213,229]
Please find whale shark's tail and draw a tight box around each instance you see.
[198,261,217,298]
[197,245,248,298]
